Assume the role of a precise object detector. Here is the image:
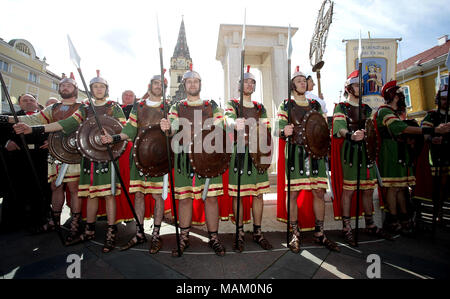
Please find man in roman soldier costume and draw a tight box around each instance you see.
[375,80,450,233]
[420,84,449,225]
[101,74,170,254]
[14,71,127,253]
[224,66,273,252]
[160,66,229,256]
[331,70,391,246]
[276,66,339,253]
[1,73,82,242]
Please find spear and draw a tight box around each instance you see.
[286,24,293,246]
[0,72,65,245]
[354,30,363,246]
[67,35,146,240]
[156,14,181,257]
[235,9,246,250]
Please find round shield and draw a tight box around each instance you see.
[301,111,330,159]
[48,131,81,164]
[133,125,174,177]
[189,127,232,178]
[249,124,273,173]
[76,115,127,163]
[364,118,378,164]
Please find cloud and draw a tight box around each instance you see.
[101,29,135,57]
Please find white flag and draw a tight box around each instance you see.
[67,35,81,69]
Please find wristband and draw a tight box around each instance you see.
[112,134,122,143]
[422,127,435,136]
[32,125,45,135]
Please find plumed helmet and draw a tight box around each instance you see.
[182,64,201,83]
[60,72,78,88]
[89,70,109,98]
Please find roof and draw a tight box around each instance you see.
[172,18,190,59]
[397,39,450,72]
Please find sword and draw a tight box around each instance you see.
[374,164,383,187]
[110,162,116,195]
[202,178,211,202]
[162,173,168,200]
[324,157,334,199]
[55,163,69,187]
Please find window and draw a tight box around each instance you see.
[402,85,411,108]
[440,75,448,86]
[177,75,182,83]
[28,72,38,83]
[0,60,9,72]
[16,42,31,55]
[52,81,58,90]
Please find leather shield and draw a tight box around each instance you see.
[48,131,81,164]
[189,127,231,178]
[301,111,330,159]
[364,118,378,164]
[133,125,174,177]
[76,115,126,163]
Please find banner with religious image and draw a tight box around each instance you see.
[345,38,399,110]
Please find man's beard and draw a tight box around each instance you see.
[244,90,253,97]
[150,89,162,98]
[187,89,200,97]
[59,89,77,99]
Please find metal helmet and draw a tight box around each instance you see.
[291,66,307,81]
[182,64,201,83]
[60,72,78,88]
[239,65,256,92]
[89,70,109,98]
[150,69,168,88]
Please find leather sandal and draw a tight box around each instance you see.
[149,234,163,254]
[253,233,273,250]
[314,234,340,252]
[120,233,146,251]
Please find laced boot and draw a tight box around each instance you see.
[252,225,273,250]
[149,224,163,254]
[102,224,118,253]
[232,226,245,253]
[208,231,226,257]
[171,227,190,257]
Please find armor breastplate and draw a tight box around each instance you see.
[177,101,213,145]
[85,102,114,118]
[290,101,312,145]
[240,104,261,146]
[52,102,81,122]
[346,105,367,132]
[137,103,164,128]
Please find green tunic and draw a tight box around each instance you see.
[168,99,225,200]
[121,100,166,194]
[58,100,126,198]
[375,105,415,187]
[422,109,450,176]
[275,98,328,191]
[332,101,377,190]
[224,99,270,197]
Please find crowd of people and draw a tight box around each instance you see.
[0,65,448,257]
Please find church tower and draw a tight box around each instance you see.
[169,16,192,102]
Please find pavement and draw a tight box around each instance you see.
[1,191,450,280]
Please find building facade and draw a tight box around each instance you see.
[397,35,449,120]
[169,17,192,103]
[0,37,87,109]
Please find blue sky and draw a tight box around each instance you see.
[1,0,449,114]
